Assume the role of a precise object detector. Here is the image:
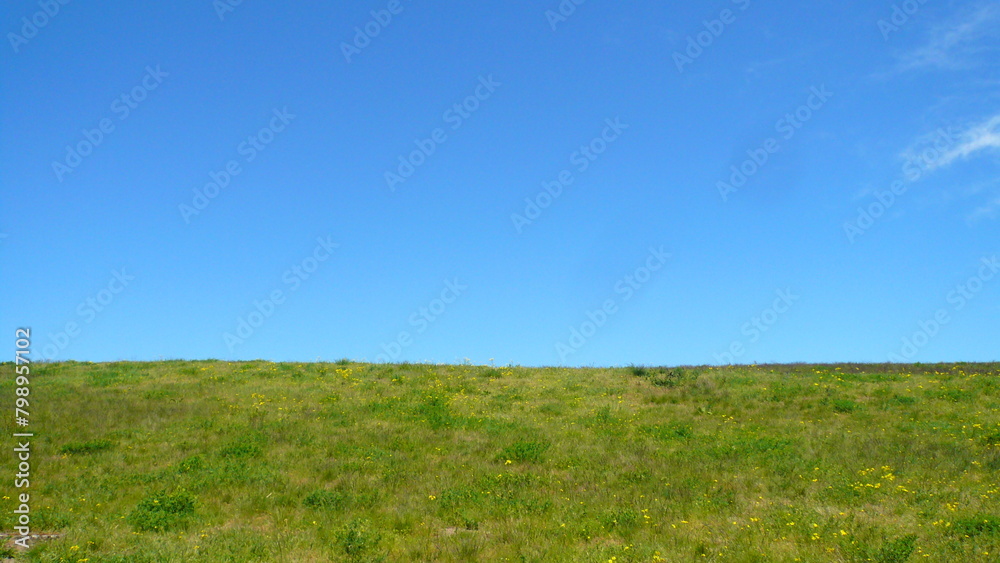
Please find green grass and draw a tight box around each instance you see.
[58,439,113,455]
[1,360,999,561]
[127,491,197,532]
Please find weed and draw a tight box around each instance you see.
[60,439,113,455]
[219,438,262,458]
[496,440,550,464]
[833,399,860,413]
[874,534,917,563]
[304,489,350,510]
[601,508,640,533]
[177,454,204,473]
[127,491,196,532]
[952,514,1000,538]
[334,518,384,561]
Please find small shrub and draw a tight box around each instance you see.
[628,364,649,377]
[739,436,790,453]
[202,527,272,560]
[651,368,695,388]
[143,389,177,400]
[496,440,550,464]
[127,491,196,532]
[601,508,640,532]
[354,490,381,508]
[439,486,481,510]
[219,439,262,459]
[417,395,454,429]
[335,518,383,560]
[670,423,694,439]
[304,489,349,510]
[177,455,204,473]
[88,368,122,387]
[640,422,693,441]
[33,507,71,530]
[952,514,1000,538]
[621,470,650,484]
[480,367,504,379]
[60,439,113,455]
[833,399,859,413]
[460,514,480,531]
[873,534,916,563]
[538,402,565,416]
[937,389,973,402]
[846,534,917,563]
[480,471,537,490]
[593,406,619,425]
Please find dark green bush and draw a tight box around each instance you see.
[219,440,262,458]
[60,439,113,455]
[496,440,550,464]
[833,399,859,413]
[335,518,383,561]
[304,489,349,510]
[127,491,196,532]
[953,514,1000,538]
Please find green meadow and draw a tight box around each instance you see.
[1,361,999,562]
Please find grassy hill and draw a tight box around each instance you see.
[2,361,999,561]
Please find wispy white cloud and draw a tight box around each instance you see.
[931,113,1000,169]
[886,3,1000,222]
[895,4,1000,73]
[968,196,1000,222]
[896,114,1000,222]
[927,113,1000,171]
[898,114,1000,174]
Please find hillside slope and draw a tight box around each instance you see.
[2,361,999,561]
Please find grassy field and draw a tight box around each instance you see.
[1,361,999,562]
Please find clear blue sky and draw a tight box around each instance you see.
[2,0,998,366]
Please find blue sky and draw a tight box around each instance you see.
[2,0,998,366]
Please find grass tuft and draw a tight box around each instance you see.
[59,439,113,455]
[495,440,550,464]
[127,491,196,532]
